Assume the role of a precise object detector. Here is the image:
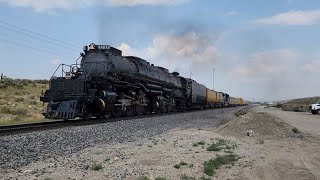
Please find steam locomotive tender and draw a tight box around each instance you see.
[40,43,239,120]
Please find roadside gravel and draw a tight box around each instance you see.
[0,107,242,172]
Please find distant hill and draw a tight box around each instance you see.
[279,97,320,112]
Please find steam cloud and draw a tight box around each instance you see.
[118,31,220,82]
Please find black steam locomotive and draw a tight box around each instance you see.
[40,43,242,120]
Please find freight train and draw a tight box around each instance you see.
[40,43,245,120]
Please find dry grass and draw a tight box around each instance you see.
[0,78,49,125]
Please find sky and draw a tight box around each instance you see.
[0,0,320,102]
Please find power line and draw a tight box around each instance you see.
[0,19,81,51]
[0,30,78,56]
[0,37,74,59]
[0,19,80,47]
[0,23,79,52]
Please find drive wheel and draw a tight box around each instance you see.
[135,105,144,115]
[112,107,124,118]
[82,105,92,120]
[103,112,111,119]
[125,106,133,116]
[317,110,320,115]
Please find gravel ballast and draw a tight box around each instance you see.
[0,107,242,172]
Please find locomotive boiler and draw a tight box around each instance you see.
[40,43,244,120]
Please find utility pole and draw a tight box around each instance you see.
[212,68,215,90]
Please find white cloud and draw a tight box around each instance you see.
[1,0,93,12]
[255,9,320,26]
[230,49,298,82]
[51,58,61,65]
[302,60,320,73]
[105,0,188,6]
[1,0,188,12]
[146,32,219,63]
[117,43,136,56]
[228,49,307,101]
[224,11,238,17]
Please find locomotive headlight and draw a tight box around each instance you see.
[72,66,78,74]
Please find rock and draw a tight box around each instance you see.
[30,170,38,174]
[246,130,254,137]
[24,170,32,173]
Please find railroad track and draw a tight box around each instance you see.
[0,106,249,136]
[0,120,69,135]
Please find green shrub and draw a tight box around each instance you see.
[292,106,301,112]
[0,78,48,89]
[155,177,167,180]
[181,174,196,180]
[34,79,49,84]
[13,116,23,121]
[30,100,38,105]
[200,176,211,180]
[91,163,103,171]
[207,139,231,152]
[256,139,264,144]
[173,161,189,169]
[15,107,28,116]
[204,154,238,176]
[29,95,36,100]
[139,176,149,180]
[0,106,12,114]
[193,140,206,147]
[15,97,25,103]
[224,150,233,154]
[14,92,22,96]
[180,161,188,166]
[292,127,300,134]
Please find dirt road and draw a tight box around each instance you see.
[257,106,320,136]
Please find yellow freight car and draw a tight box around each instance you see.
[231,97,236,106]
[229,97,234,106]
[239,98,244,105]
[217,92,223,107]
[206,89,218,103]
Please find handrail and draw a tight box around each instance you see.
[75,55,82,66]
[50,55,82,79]
[51,64,62,78]
[51,64,71,78]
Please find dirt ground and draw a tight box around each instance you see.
[3,106,320,180]
[218,106,320,180]
[258,106,320,136]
